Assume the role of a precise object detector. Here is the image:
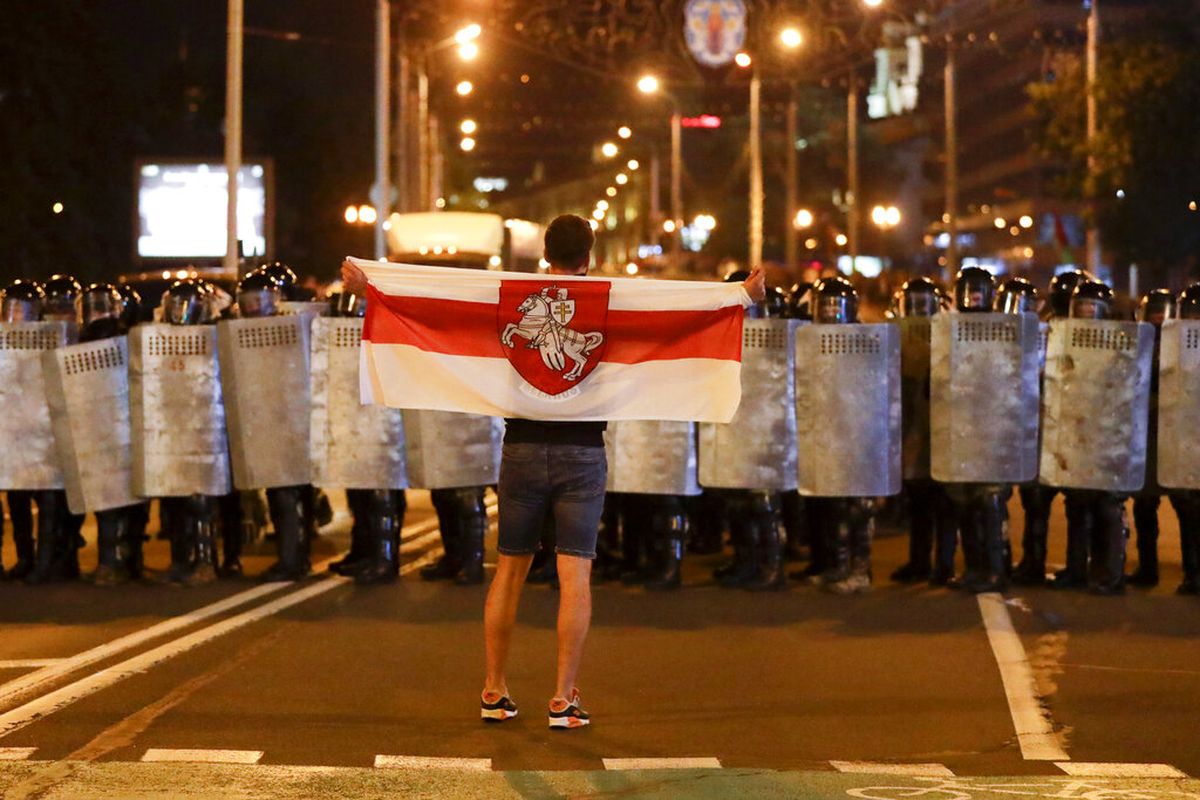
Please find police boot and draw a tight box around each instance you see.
[792,497,829,582]
[454,490,487,586]
[356,492,399,585]
[125,508,146,581]
[331,490,371,577]
[781,490,807,562]
[5,492,36,582]
[745,521,786,591]
[1052,492,1092,589]
[821,506,856,593]
[892,482,934,583]
[23,493,69,585]
[92,511,133,587]
[262,487,311,582]
[1012,502,1049,587]
[421,489,462,581]
[689,491,725,555]
[1127,496,1160,587]
[967,493,1009,594]
[646,509,686,591]
[1089,496,1127,596]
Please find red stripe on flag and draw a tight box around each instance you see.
[365,285,743,364]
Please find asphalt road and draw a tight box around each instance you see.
[0,491,1197,798]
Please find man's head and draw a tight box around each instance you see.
[544,214,595,275]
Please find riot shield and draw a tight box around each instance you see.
[1039,319,1153,492]
[278,300,328,327]
[310,317,408,489]
[698,319,800,491]
[402,410,501,489]
[217,315,312,490]
[128,324,231,497]
[1157,319,1200,489]
[898,316,932,481]
[930,312,1040,484]
[0,322,72,490]
[796,323,901,497]
[605,420,700,496]
[44,337,138,513]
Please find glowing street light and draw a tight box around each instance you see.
[637,74,660,94]
[780,27,803,49]
[871,205,900,228]
[662,219,677,233]
[454,23,482,44]
[358,204,378,225]
[615,173,628,185]
[458,41,479,61]
[862,0,883,7]
[793,208,814,229]
[588,219,599,231]
[460,137,476,152]
[52,201,64,214]
[592,208,605,220]
[456,80,474,96]
[600,141,619,158]
[596,200,609,211]
[344,205,359,224]
[734,51,752,68]
[460,118,477,135]
[626,263,639,275]
[835,233,848,246]
[1019,214,1034,229]
[627,159,640,171]
[605,186,617,197]
[617,126,632,139]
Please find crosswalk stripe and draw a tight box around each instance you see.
[603,758,722,770]
[830,761,955,776]
[374,755,492,770]
[141,749,264,765]
[0,747,37,761]
[1055,762,1187,778]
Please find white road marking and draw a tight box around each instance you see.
[0,747,37,761]
[0,660,65,670]
[374,755,492,771]
[142,748,264,765]
[1055,762,1187,778]
[0,540,451,740]
[602,758,722,770]
[830,761,954,777]
[976,592,1070,761]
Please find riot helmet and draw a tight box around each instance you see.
[813,276,858,324]
[2,280,44,322]
[953,266,995,313]
[42,274,82,323]
[116,284,142,329]
[80,283,126,340]
[786,282,814,320]
[237,271,281,318]
[995,278,1039,315]
[763,286,788,319]
[258,262,299,301]
[1177,284,1200,320]
[898,277,940,318]
[1069,279,1115,320]
[163,280,207,325]
[1047,269,1092,318]
[1137,289,1175,327]
[331,291,365,318]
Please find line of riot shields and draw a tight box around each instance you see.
[2,266,1198,597]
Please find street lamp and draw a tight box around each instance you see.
[600,141,619,158]
[460,118,476,135]
[871,205,900,229]
[793,208,814,229]
[455,80,473,96]
[460,137,476,152]
[636,74,659,94]
[617,126,632,139]
[627,159,639,171]
[454,23,482,44]
[780,27,803,49]
[458,41,479,61]
[615,173,628,185]
[734,51,752,68]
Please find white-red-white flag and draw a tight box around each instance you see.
[353,258,751,423]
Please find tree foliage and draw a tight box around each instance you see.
[1027,1,1200,276]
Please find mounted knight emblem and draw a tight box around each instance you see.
[498,281,610,396]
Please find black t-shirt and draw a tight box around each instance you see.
[503,418,607,447]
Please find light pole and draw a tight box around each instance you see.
[638,74,683,270]
[373,0,390,259]
[748,68,763,269]
[847,72,860,270]
[1085,0,1101,274]
[224,0,243,274]
[785,82,800,271]
[944,41,958,275]
[413,24,480,212]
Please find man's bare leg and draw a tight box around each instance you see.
[484,553,533,695]
[553,554,593,700]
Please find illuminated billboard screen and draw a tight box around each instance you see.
[136,161,271,260]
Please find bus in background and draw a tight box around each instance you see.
[385,211,545,271]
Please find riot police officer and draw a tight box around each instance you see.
[154,280,222,586]
[892,276,958,585]
[938,267,1011,593]
[1065,279,1129,594]
[1167,283,1200,595]
[235,271,314,581]
[78,283,145,585]
[1128,289,1175,587]
[1013,269,1093,587]
[806,276,877,594]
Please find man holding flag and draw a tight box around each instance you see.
[341,214,765,728]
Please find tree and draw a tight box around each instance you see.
[1027,1,1200,281]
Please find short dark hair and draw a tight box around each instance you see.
[544,214,595,267]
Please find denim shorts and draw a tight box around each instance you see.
[496,442,607,559]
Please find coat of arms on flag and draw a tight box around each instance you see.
[498,281,610,396]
